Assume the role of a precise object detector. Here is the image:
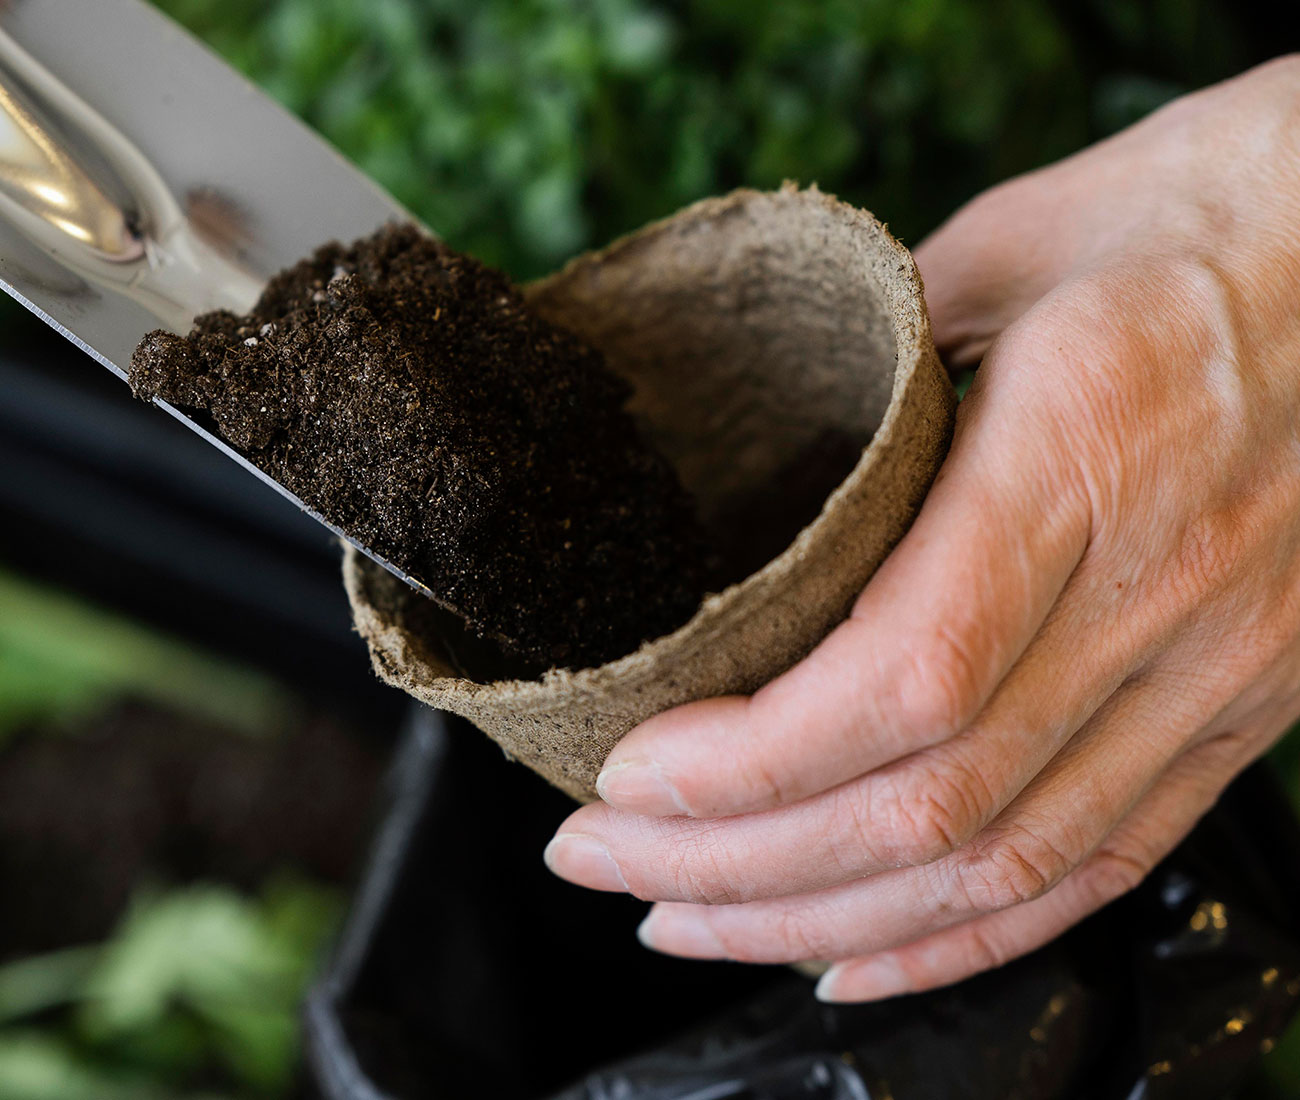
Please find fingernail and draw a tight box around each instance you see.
[637,906,729,959]
[815,956,908,1003]
[543,834,628,892]
[596,759,690,815]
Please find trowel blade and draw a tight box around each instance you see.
[0,0,435,598]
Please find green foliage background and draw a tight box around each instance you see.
[152,0,1255,279]
[0,572,338,1099]
[0,878,340,1100]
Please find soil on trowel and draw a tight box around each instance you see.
[130,225,713,672]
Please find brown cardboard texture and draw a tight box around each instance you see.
[344,186,956,801]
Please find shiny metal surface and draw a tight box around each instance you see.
[0,27,263,334]
[0,0,434,599]
[0,47,149,266]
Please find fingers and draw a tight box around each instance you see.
[814,732,1252,1002]
[597,358,1092,820]
[629,671,1236,964]
[550,558,1146,904]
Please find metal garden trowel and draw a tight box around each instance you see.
[0,0,435,597]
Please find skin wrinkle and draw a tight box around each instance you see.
[546,57,1300,998]
[633,625,1271,958]
[960,829,1067,911]
[899,688,1226,959]
[667,826,744,907]
[823,736,1256,1001]
[991,312,1136,544]
[827,779,895,877]
[887,781,966,866]
[745,735,791,813]
[895,619,989,745]
[948,753,1135,917]
[910,746,1001,858]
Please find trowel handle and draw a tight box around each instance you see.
[0,26,260,329]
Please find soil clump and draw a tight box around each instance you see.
[131,225,712,671]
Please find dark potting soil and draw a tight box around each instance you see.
[130,225,712,671]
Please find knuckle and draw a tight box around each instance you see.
[701,917,764,963]
[710,902,832,964]
[1080,845,1150,904]
[877,757,991,866]
[1172,510,1248,603]
[1196,604,1300,708]
[957,828,1075,912]
[1011,275,1149,435]
[876,783,958,866]
[994,311,1071,367]
[739,751,789,809]
[891,623,984,739]
[663,828,748,906]
[729,702,790,809]
[962,923,1012,975]
[769,903,836,962]
[825,784,885,876]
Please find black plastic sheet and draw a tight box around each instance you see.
[305,709,1300,1100]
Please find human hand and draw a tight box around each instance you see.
[544,57,1300,1002]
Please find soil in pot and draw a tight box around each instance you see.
[130,225,716,673]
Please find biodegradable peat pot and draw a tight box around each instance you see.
[344,185,956,801]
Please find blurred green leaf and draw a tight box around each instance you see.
[77,879,340,1093]
[0,878,339,1097]
[0,569,291,741]
[0,1031,167,1100]
[0,950,98,1027]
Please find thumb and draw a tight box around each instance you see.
[914,170,1081,369]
